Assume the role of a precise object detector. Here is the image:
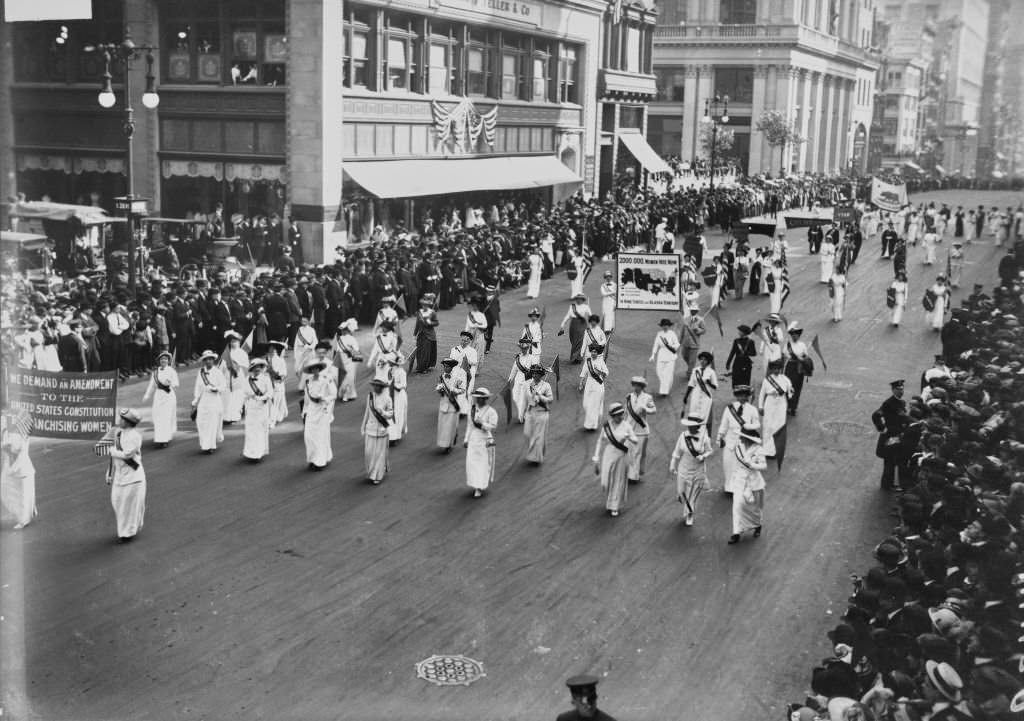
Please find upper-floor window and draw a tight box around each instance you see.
[342,10,371,89]
[428,23,458,96]
[625,25,641,73]
[501,37,525,100]
[467,32,494,96]
[720,0,756,24]
[384,14,418,92]
[559,45,578,103]
[654,68,686,102]
[714,66,753,103]
[160,0,287,86]
[13,0,123,83]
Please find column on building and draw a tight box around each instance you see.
[749,65,768,174]
[796,69,812,171]
[808,72,825,171]
[681,65,700,162]
[0,21,14,226]
[822,74,838,174]
[687,0,701,22]
[693,64,713,163]
[287,0,345,262]
[836,79,853,173]
[771,66,797,174]
[762,65,779,172]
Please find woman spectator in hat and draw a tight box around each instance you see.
[106,408,146,543]
[301,359,336,471]
[241,358,273,463]
[670,415,714,526]
[220,331,249,424]
[142,350,179,448]
[192,350,226,454]
[728,424,767,544]
[592,403,638,517]
[724,324,757,389]
[682,350,718,426]
[578,343,608,431]
[464,387,499,498]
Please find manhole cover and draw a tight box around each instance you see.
[415,654,486,686]
[821,421,875,436]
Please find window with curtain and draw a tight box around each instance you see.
[388,37,410,90]
[343,24,369,88]
[384,14,419,92]
[558,45,578,103]
[429,43,451,95]
[501,38,524,99]
[719,0,757,23]
[532,50,549,101]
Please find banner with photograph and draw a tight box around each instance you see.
[871,178,908,212]
[615,253,681,311]
[7,369,117,439]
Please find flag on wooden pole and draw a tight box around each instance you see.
[811,334,828,372]
[773,425,788,471]
[708,305,724,337]
[499,381,514,427]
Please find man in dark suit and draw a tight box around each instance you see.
[482,284,501,354]
[556,676,617,721]
[871,379,909,492]
[170,287,193,363]
[263,285,289,342]
[807,224,823,254]
[324,268,343,333]
[57,319,88,371]
[281,279,303,343]
[308,274,328,336]
[207,287,233,342]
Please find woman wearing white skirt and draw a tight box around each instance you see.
[241,358,273,462]
[361,378,393,484]
[682,351,717,424]
[464,388,499,498]
[578,344,608,430]
[302,361,336,470]
[266,341,289,426]
[508,338,539,422]
[592,403,637,517]
[670,416,713,526]
[387,352,409,445]
[728,425,767,545]
[526,247,543,299]
[334,320,362,402]
[926,276,951,331]
[191,351,226,453]
[436,358,468,451]
[106,409,146,543]
[292,317,318,379]
[142,351,179,447]
[888,272,908,327]
[829,272,847,322]
[819,238,836,284]
[523,364,554,464]
[757,359,792,458]
[220,332,248,424]
[1,412,36,529]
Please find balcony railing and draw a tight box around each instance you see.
[654,24,788,40]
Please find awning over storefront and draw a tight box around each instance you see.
[343,155,582,199]
[618,130,672,174]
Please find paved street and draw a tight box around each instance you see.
[1,190,1016,721]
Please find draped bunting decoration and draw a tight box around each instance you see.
[16,154,71,173]
[72,157,126,175]
[223,163,287,183]
[431,98,498,153]
[161,160,224,180]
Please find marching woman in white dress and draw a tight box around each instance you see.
[292,317,318,379]
[361,377,394,485]
[600,270,617,335]
[301,360,336,471]
[649,318,680,397]
[757,358,792,458]
[436,358,468,451]
[142,350,179,448]
[888,271,909,327]
[192,351,226,453]
[670,416,714,526]
[220,331,249,423]
[526,246,543,299]
[334,319,362,402]
[578,343,608,431]
[387,352,409,445]
[592,403,638,517]
[106,409,146,543]
[507,338,539,422]
[523,364,554,465]
[624,376,657,483]
[523,307,544,357]
[716,385,760,494]
[266,341,289,426]
[709,255,728,310]
[728,425,767,545]
[682,351,718,424]
[926,275,951,332]
[464,388,499,498]
[819,236,836,284]
[1,412,36,529]
[464,299,489,361]
[829,271,847,323]
[241,358,273,462]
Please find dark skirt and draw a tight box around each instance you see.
[731,359,753,388]
[569,317,586,362]
[415,336,436,373]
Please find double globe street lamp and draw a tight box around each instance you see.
[90,32,159,295]
[701,94,729,194]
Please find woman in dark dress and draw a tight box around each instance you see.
[748,251,763,296]
[724,324,757,388]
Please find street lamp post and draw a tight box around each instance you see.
[702,94,729,194]
[92,31,159,295]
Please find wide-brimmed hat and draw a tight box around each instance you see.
[224,330,242,341]
[603,270,612,278]
[248,357,268,369]
[766,313,782,323]
[382,295,396,304]
[339,319,358,332]
[528,307,541,317]
[925,660,963,702]
[268,340,287,351]
[572,292,586,300]
[472,387,491,399]
[608,402,625,416]
[787,321,802,333]
[119,408,142,426]
[697,351,713,362]
[733,384,752,396]
[630,375,647,386]
[588,343,604,353]
[737,324,752,334]
[739,425,761,442]
[659,318,674,327]
[200,350,218,361]
[156,350,172,361]
[440,358,459,367]
[303,360,327,373]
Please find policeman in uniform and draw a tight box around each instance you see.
[556,675,618,721]
[871,379,909,492]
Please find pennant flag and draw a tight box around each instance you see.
[539,304,547,328]
[708,305,724,337]
[407,350,416,374]
[810,333,829,372]
[242,329,254,354]
[550,354,561,400]
[499,381,514,427]
[774,425,788,471]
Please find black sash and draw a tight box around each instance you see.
[515,355,531,375]
[155,371,172,393]
[660,335,678,353]
[765,374,786,396]
[602,422,628,453]
[727,403,745,426]
[201,368,217,392]
[626,395,646,429]
[571,304,586,321]
[377,335,390,353]
[586,328,600,346]
[684,434,703,457]
[248,377,266,397]
[735,445,756,470]
[694,369,714,397]
[368,394,390,427]
[586,358,606,384]
[306,378,324,404]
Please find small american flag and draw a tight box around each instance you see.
[3,409,33,437]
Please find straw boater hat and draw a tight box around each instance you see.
[441,358,459,367]
[630,376,647,386]
[224,330,242,341]
[788,321,802,334]
[268,340,287,351]
[766,313,782,323]
[200,350,218,361]
[603,270,613,278]
[608,402,625,416]
[572,292,586,300]
[733,384,753,396]
[528,307,541,317]
[472,387,491,399]
[925,660,963,702]
[249,357,268,369]
[382,295,396,304]
[156,350,172,361]
[119,408,141,426]
[303,360,327,373]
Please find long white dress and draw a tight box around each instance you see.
[831,274,847,322]
[600,281,617,332]
[670,427,713,522]
[242,374,273,460]
[387,366,409,442]
[335,334,361,401]
[361,392,393,481]
[508,352,539,422]
[143,366,180,443]
[523,379,554,463]
[527,252,543,298]
[716,401,761,493]
[890,280,908,326]
[757,372,792,457]
[593,420,638,513]
[928,284,950,331]
[465,310,489,360]
[819,242,836,283]
[220,348,249,422]
[367,332,398,381]
[570,255,587,298]
[108,427,146,539]
[922,232,938,265]
[193,366,226,450]
[650,330,679,396]
[1,420,36,527]
[685,366,718,423]
[579,357,608,430]
[465,404,499,491]
[292,325,318,378]
[624,391,656,482]
[436,368,468,448]
[302,374,336,467]
[268,354,289,425]
[731,442,767,535]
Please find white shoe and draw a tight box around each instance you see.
[685,515,694,527]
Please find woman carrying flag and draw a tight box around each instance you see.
[220,331,249,424]
[758,358,792,457]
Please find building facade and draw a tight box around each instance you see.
[0,0,658,262]
[649,0,880,176]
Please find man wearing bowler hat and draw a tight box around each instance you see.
[556,675,617,721]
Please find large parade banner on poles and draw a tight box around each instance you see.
[615,253,681,311]
[7,369,118,439]
[870,178,908,212]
